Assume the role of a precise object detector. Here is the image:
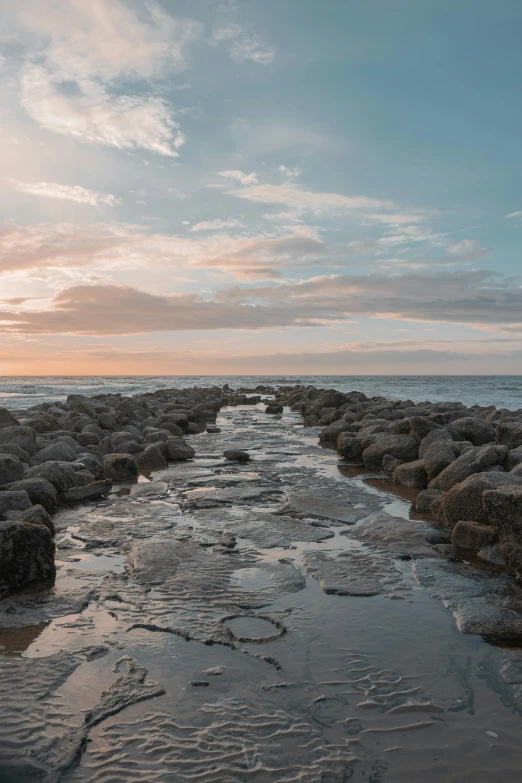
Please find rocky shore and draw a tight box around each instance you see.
[2,383,522,781]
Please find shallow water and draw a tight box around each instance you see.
[1,404,522,782]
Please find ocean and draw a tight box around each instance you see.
[1,375,521,411]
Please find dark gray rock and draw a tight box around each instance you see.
[224,449,250,462]
[423,440,459,481]
[337,434,363,462]
[483,486,522,579]
[0,455,24,485]
[62,480,113,504]
[447,417,496,446]
[418,428,453,458]
[0,490,32,514]
[102,453,139,481]
[163,440,195,461]
[26,461,78,494]
[0,425,37,456]
[1,478,57,514]
[451,520,497,550]
[432,471,522,527]
[392,459,427,487]
[496,421,522,450]
[362,435,419,470]
[0,518,55,589]
[318,420,353,444]
[0,407,20,428]
[18,504,55,535]
[265,404,283,414]
[416,488,444,513]
[409,416,442,443]
[32,442,77,463]
[430,444,508,492]
[137,445,168,471]
[0,443,30,462]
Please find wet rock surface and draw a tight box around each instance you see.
[2,385,522,781]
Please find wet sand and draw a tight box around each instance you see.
[1,403,522,782]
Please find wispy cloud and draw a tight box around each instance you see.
[11,179,120,206]
[446,239,490,260]
[218,169,258,186]
[190,218,244,232]
[213,23,275,65]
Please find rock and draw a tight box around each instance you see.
[74,454,103,477]
[0,425,37,456]
[0,455,25,485]
[430,445,508,492]
[496,421,522,450]
[0,443,30,462]
[337,434,363,462]
[62,480,113,504]
[392,459,428,488]
[418,428,453,458]
[451,520,497,550]
[1,478,57,514]
[362,435,419,470]
[511,464,522,478]
[26,461,78,494]
[382,455,404,472]
[163,440,195,461]
[447,417,496,446]
[0,519,55,589]
[432,471,522,527]
[32,442,77,464]
[483,486,522,578]
[97,412,117,431]
[265,404,283,414]
[0,407,20,428]
[409,416,442,443]
[224,449,250,462]
[18,504,55,536]
[416,488,443,513]
[423,440,459,481]
[0,490,32,514]
[505,446,522,471]
[319,420,353,444]
[477,544,506,567]
[137,445,167,471]
[102,454,139,481]
[206,425,221,433]
[77,432,100,447]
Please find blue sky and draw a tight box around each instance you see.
[0,0,521,374]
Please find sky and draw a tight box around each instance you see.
[1,0,522,376]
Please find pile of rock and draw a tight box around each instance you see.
[267,385,522,581]
[0,385,242,591]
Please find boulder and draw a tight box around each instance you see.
[362,435,419,470]
[32,442,77,463]
[137,445,167,471]
[102,453,138,481]
[18,504,55,536]
[0,490,32,515]
[0,519,55,589]
[163,440,196,461]
[62,479,113,504]
[206,425,221,433]
[416,488,443,513]
[392,459,428,488]
[26,461,78,494]
[77,432,100,447]
[505,446,522,471]
[429,444,508,492]
[319,420,353,444]
[511,463,522,478]
[409,416,442,443]
[431,471,522,527]
[423,440,459,481]
[483,486,522,578]
[1,478,57,514]
[265,404,283,414]
[224,449,250,462]
[337,434,363,462]
[97,412,117,431]
[0,425,37,456]
[447,417,496,446]
[477,544,506,567]
[418,428,453,458]
[0,407,20,428]
[382,455,404,472]
[496,421,522,450]
[0,443,30,462]
[0,455,24,485]
[73,454,103,477]
[451,520,497,550]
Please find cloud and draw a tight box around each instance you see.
[506,211,522,220]
[17,0,200,156]
[213,24,275,65]
[190,218,244,232]
[2,269,522,336]
[11,179,120,206]
[226,182,435,224]
[278,165,303,180]
[446,239,490,261]
[218,169,258,186]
